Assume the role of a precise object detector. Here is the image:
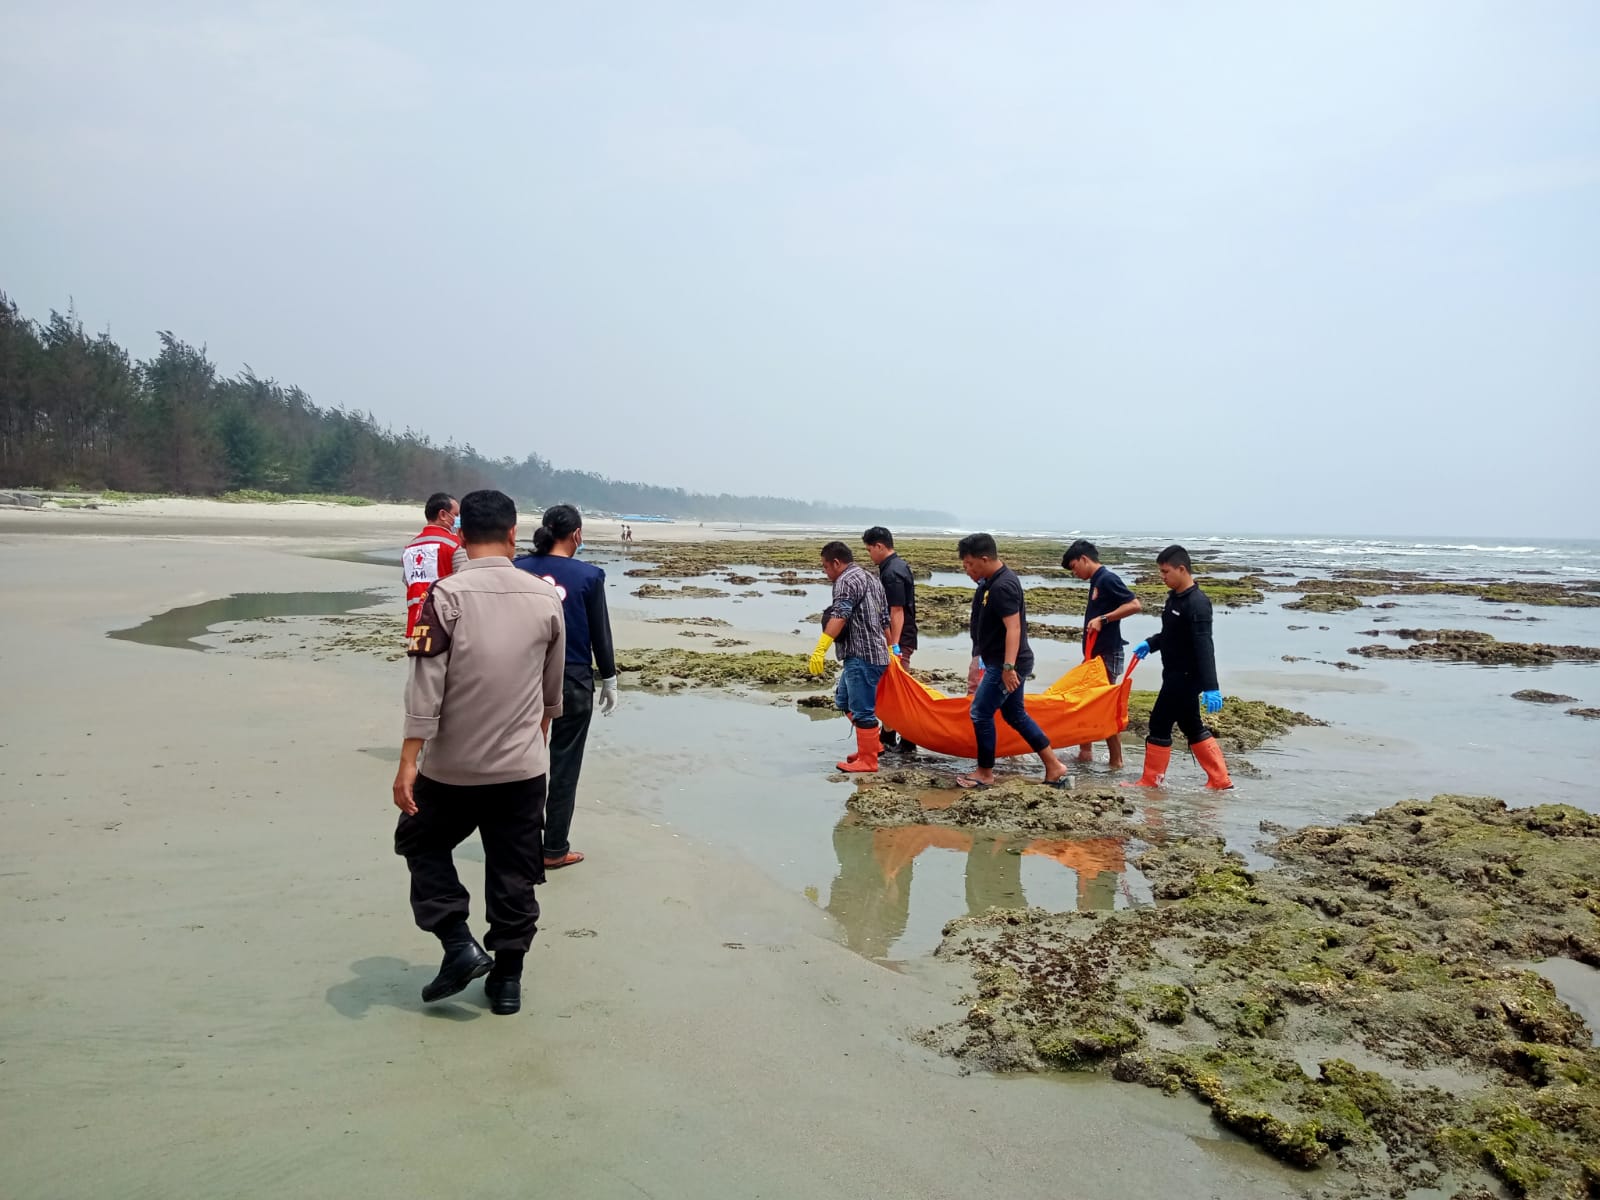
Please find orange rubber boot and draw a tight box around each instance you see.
[838,725,881,773]
[1121,742,1171,788]
[1193,737,1234,790]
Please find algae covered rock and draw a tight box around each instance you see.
[1512,690,1579,704]
[1112,1049,1379,1166]
[1125,691,1323,752]
[844,768,1137,838]
[631,583,729,600]
[1350,634,1600,665]
[926,792,1600,1199]
[1285,592,1364,612]
[616,648,829,689]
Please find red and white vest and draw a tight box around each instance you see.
[402,523,462,637]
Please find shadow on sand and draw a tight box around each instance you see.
[325,955,484,1021]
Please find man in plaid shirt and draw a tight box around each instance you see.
[807,541,890,774]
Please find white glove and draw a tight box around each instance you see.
[598,676,620,717]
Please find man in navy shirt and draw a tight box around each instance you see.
[1063,539,1141,771]
[514,504,619,870]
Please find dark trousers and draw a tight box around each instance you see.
[395,774,546,953]
[546,674,594,858]
[970,666,1050,770]
[1146,680,1213,748]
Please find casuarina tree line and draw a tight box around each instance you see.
[0,292,954,525]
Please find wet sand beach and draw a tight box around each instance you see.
[0,515,1311,1199]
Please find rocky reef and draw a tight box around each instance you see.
[927,794,1600,1198]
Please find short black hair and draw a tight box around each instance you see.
[820,540,853,564]
[459,489,517,545]
[424,492,455,522]
[957,532,998,560]
[1157,544,1192,571]
[862,526,894,549]
[1062,539,1099,568]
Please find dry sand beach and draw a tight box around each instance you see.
[0,505,1306,1200]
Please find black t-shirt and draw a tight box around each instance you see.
[877,553,918,649]
[1147,584,1219,691]
[1084,564,1136,654]
[969,565,1034,673]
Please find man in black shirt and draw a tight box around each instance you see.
[1063,539,1141,771]
[1127,545,1233,789]
[864,526,919,754]
[955,533,1071,790]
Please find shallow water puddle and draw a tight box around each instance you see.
[580,689,1157,964]
[108,589,385,651]
[1522,957,1600,1046]
[825,820,1148,962]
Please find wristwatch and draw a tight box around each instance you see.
[1002,662,1016,671]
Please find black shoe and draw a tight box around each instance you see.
[421,937,493,1003]
[484,974,521,1015]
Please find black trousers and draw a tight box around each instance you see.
[1146,680,1214,748]
[545,674,594,858]
[395,774,546,953]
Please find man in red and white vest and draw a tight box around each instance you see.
[403,492,462,639]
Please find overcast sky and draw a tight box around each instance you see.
[3,2,1597,537]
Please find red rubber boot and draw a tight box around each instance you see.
[1120,742,1172,788]
[1192,737,1234,790]
[838,725,881,773]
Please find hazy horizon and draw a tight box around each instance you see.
[3,3,1596,538]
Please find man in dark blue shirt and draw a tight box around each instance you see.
[514,504,619,870]
[1063,539,1141,771]
[1126,544,1233,790]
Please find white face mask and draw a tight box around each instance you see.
[452,515,461,531]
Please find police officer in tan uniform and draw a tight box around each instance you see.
[392,489,567,1015]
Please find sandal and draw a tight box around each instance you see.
[954,774,992,790]
[1040,775,1073,789]
[544,851,586,869]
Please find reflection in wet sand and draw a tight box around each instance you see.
[826,817,1127,962]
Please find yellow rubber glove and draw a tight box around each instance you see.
[807,632,835,676]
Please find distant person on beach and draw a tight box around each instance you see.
[514,504,619,871]
[1126,544,1233,790]
[393,489,566,1015]
[1063,539,1141,770]
[863,526,918,754]
[402,492,460,639]
[809,541,891,773]
[956,533,1071,790]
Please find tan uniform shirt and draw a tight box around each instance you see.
[403,557,567,786]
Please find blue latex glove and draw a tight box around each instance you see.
[1202,689,1223,713]
[1132,641,1150,661]
[891,644,901,657]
